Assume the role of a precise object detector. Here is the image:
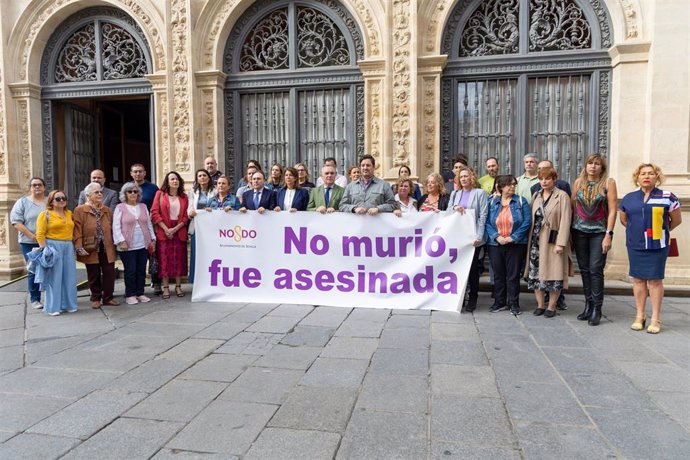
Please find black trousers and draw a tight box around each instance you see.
[572,230,607,308]
[488,244,526,308]
[467,246,483,299]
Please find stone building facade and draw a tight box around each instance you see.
[0,0,688,284]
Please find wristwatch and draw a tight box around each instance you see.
[606,230,614,236]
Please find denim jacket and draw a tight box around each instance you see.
[485,194,532,246]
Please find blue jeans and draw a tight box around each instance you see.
[120,248,149,297]
[572,230,607,308]
[20,242,41,302]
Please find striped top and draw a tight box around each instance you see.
[620,188,680,250]
[572,181,608,233]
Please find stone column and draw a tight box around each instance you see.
[195,70,227,174]
[417,55,447,180]
[147,73,172,185]
[359,59,386,176]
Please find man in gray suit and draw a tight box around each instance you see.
[78,169,119,210]
[308,164,344,213]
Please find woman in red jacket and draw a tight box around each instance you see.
[151,171,189,299]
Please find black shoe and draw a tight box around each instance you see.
[533,308,546,316]
[510,307,522,316]
[544,309,556,318]
[588,307,602,326]
[153,284,163,296]
[464,296,478,312]
[489,304,507,313]
[557,300,568,311]
[577,301,593,321]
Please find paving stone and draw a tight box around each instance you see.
[30,347,151,373]
[0,345,23,372]
[25,333,102,364]
[253,345,322,370]
[431,310,468,324]
[192,321,249,340]
[430,340,488,366]
[28,390,147,439]
[157,338,224,362]
[378,327,429,349]
[0,327,23,348]
[107,358,193,393]
[473,315,527,335]
[125,379,227,422]
[648,391,690,431]
[0,393,73,432]
[167,400,277,455]
[616,361,690,393]
[431,442,521,460]
[109,321,205,338]
[0,433,79,460]
[244,428,340,460]
[541,346,618,374]
[561,372,659,410]
[300,357,368,388]
[267,304,314,318]
[0,430,14,443]
[219,367,304,404]
[385,314,430,329]
[178,353,258,382]
[268,385,357,432]
[62,418,183,460]
[280,325,335,347]
[320,336,379,360]
[391,309,431,316]
[298,307,351,327]
[588,407,690,460]
[431,395,514,446]
[431,364,499,398]
[514,421,616,459]
[526,325,590,347]
[227,304,278,323]
[0,367,116,399]
[246,315,302,334]
[369,348,428,376]
[152,449,237,459]
[78,333,183,356]
[347,308,391,322]
[500,382,591,425]
[215,332,283,355]
[134,310,230,326]
[482,334,561,384]
[337,411,427,459]
[334,320,384,338]
[584,331,666,362]
[356,373,428,413]
[430,322,479,341]
[0,305,25,330]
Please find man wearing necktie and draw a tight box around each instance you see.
[308,165,345,213]
[240,171,277,214]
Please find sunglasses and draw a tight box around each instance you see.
[126,190,139,194]
[54,196,67,202]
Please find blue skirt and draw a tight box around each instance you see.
[627,246,669,280]
[43,239,78,314]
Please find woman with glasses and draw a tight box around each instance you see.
[10,177,48,309]
[35,190,78,316]
[295,163,316,190]
[113,182,157,305]
[486,175,531,316]
[74,183,119,309]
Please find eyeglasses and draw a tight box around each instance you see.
[31,183,44,187]
[54,196,67,202]
[126,190,139,194]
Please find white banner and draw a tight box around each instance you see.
[192,210,477,311]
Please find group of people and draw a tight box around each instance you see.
[10,153,682,333]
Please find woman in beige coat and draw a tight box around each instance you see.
[525,167,572,317]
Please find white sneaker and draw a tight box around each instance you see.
[125,296,139,305]
[47,311,61,316]
[136,295,151,303]
[64,309,77,313]
[31,301,43,309]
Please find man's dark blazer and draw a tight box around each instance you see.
[242,188,277,210]
[275,187,310,211]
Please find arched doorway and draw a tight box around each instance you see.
[223,0,364,185]
[440,0,613,182]
[41,7,154,206]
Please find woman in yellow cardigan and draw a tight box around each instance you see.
[35,190,78,316]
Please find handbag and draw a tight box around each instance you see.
[148,255,159,276]
[668,238,679,257]
[82,236,98,252]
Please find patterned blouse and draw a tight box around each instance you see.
[572,181,608,233]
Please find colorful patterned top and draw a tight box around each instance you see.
[619,188,680,250]
[572,181,608,233]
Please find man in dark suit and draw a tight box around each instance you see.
[239,170,277,214]
[308,165,345,213]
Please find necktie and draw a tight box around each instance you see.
[253,192,259,209]
[325,187,331,207]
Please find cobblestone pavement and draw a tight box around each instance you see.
[1,284,689,459]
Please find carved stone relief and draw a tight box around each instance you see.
[425,0,453,53]
[0,216,7,248]
[367,79,382,163]
[202,90,215,157]
[352,0,380,56]
[18,101,32,182]
[171,0,191,172]
[0,68,7,176]
[391,0,412,170]
[20,0,165,81]
[159,92,170,170]
[422,77,437,175]
[203,0,240,68]
[620,0,640,39]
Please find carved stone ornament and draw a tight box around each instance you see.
[22,0,164,81]
[620,0,640,39]
[425,0,453,53]
[0,217,7,248]
[422,77,437,172]
[0,68,7,176]
[171,0,191,172]
[367,80,382,160]
[18,101,32,181]
[391,0,412,169]
[159,92,170,169]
